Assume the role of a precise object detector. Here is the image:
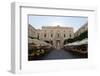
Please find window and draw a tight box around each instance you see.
[51,34,53,37]
[64,34,66,37]
[37,34,39,39]
[58,33,59,38]
[44,34,46,37]
[69,34,71,37]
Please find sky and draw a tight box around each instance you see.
[28,15,88,32]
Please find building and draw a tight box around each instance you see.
[28,24,37,38]
[74,22,88,37]
[28,24,74,48]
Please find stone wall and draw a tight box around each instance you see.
[28,24,37,38]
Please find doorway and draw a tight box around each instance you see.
[56,40,60,49]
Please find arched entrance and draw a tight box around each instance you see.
[56,40,61,49]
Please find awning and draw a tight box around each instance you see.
[28,38,51,46]
[64,38,88,46]
[78,38,88,45]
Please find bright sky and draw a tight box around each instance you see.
[28,15,88,32]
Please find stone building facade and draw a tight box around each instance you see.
[37,25,74,48]
[28,24,37,38]
[28,24,74,48]
[74,22,88,37]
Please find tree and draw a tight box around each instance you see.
[63,30,88,45]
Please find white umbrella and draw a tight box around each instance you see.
[64,41,80,46]
[28,38,51,46]
[78,38,88,45]
[69,41,80,46]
